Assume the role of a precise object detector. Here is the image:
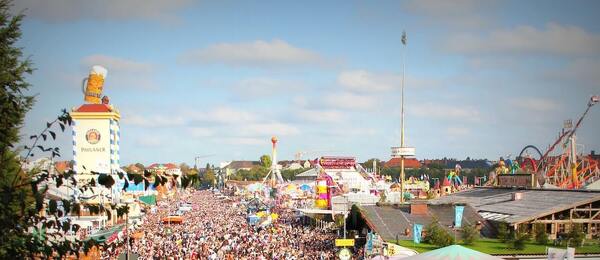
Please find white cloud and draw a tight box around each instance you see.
[337,70,398,92]
[510,97,560,112]
[81,55,158,89]
[219,137,264,146]
[187,107,258,124]
[295,108,347,123]
[446,126,471,136]
[182,39,331,68]
[231,77,304,99]
[292,96,309,107]
[237,123,300,137]
[123,113,186,127]
[324,92,378,110]
[446,23,600,56]
[82,55,154,74]
[187,127,215,138]
[550,58,600,88]
[12,0,191,23]
[410,102,480,121]
[404,0,492,29]
[135,135,163,147]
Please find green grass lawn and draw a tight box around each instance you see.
[396,239,600,255]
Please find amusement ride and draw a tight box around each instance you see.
[514,95,600,189]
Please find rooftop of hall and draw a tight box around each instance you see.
[429,187,600,225]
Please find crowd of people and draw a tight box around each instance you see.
[102,189,339,259]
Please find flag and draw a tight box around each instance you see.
[413,224,423,244]
[455,206,464,228]
[366,231,373,255]
[401,31,407,45]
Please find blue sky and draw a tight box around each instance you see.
[13,0,600,166]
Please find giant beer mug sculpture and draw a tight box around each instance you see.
[82,65,108,104]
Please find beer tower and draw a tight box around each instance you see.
[71,66,121,175]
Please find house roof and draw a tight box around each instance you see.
[430,187,600,224]
[296,168,318,178]
[147,163,179,170]
[74,104,113,113]
[226,161,259,169]
[385,158,421,168]
[360,203,485,241]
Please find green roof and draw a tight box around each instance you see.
[87,224,124,243]
[139,195,156,205]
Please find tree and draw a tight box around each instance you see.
[460,223,479,245]
[423,220,455,247]
[260,154,271,169]
[0,1,41,257]
[568,223,585,247]
[0,4,184,256]
[179,163,191,175]
[497,222,510,242]
[509,232,529,250]
[361,158,383,172]
[534,223,549,245]
[134,163,145,172]
[201,164,216,187]
[508,226,530,250]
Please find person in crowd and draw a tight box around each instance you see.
[102,189,338,259]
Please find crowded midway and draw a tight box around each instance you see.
[102,190,339,259]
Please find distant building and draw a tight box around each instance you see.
[222,161,260,172]
[147,163,181,176]
[422,158,492,169]
[284,161,304,170]
[384,158,421,169]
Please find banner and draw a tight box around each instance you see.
[413,224,423,244]
[365,231,373,255]
[455,206,464,228]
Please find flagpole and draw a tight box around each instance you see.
[400,31,407,204]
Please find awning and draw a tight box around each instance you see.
[161,216,183,224]
[138,195,156,205]
[87,224,125,244]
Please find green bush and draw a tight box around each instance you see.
[497,222,510,243]
[424,221,455,247]
[510,232,529,250]
[508,226,530,250]
[534,223,550,245]
[460,223,479,245]
[568,223,585,247]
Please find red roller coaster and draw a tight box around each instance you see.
[517,96,600,189]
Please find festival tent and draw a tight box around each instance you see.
[402,245,502,260]
[138,195,156,205]
[87,224,125,244]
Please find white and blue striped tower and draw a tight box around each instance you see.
[71,103,121,175]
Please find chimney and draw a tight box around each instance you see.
[410,202,428,215]
[512,192,524,201]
